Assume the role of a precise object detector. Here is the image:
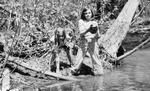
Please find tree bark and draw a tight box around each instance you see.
[98,0,140,58]
[4,56,79,81]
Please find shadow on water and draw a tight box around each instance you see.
[20,48,150,91]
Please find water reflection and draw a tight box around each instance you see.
[18,49,150,91]
[38,76,104,91]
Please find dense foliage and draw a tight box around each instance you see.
[0,0,120,58]
[0,0,150,58]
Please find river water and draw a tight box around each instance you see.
[19,48,150,91]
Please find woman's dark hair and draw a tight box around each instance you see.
[81,8,94,20]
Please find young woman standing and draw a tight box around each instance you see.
[72,8,104,75]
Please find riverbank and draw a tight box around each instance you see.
[12,45,150,91]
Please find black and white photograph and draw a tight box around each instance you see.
[0,0,150,91]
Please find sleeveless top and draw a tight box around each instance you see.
[78,19,99,55]
[78,19,99,42]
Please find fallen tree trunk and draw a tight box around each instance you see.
[117,37,150,60]
[3,56,79,81]
[98,0,140,58]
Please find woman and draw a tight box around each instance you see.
[71,8,103,75]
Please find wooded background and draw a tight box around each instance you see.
[0,0,150,59]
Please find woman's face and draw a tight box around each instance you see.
[84,9,92,21]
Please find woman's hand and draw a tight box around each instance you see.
[66,42,74,48]
[91,22,98,27]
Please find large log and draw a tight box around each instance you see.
[98,0,140,58]
[117,37,150,60]
[4,56,79,81]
